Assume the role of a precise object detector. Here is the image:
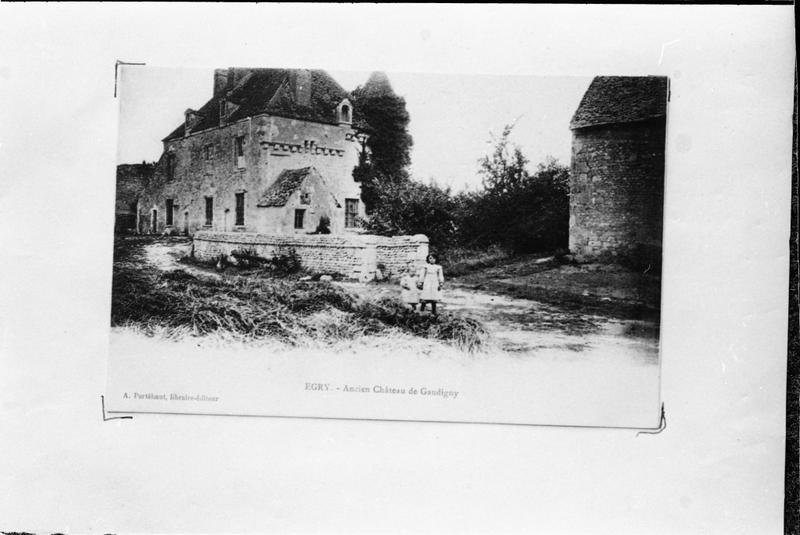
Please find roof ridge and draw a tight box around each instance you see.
[570,75,668,130]
[164,68,351,142]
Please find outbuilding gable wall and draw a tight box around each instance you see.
[568,118,665,264]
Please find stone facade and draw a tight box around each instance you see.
[193,231,428,281]
[568,76,668,265]
[136,68,365,237]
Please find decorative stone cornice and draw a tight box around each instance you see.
[261,141,345,157]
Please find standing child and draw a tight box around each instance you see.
[399,263,420,311]
[418,254,445,315]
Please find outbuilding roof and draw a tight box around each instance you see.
[570,76,669,130]
[257,167,317,207]
[164,68,349,141]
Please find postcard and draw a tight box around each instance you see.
[106,66,667,428]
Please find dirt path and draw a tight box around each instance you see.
[335,280,658,363]
[142,239,218,279]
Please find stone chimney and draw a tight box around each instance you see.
[231,68,252,90]
[226,68,235,93]
[213,69,228,96]
[218,99,228,127]
[215,67,255,97]
[295,69,312,106]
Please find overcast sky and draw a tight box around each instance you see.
[117,66,591,191]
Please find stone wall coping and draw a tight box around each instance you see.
[194,231,429,247]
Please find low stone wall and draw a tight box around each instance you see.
[193,231,428,281]
[375,235,429,277]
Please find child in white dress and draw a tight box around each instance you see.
[399,262,420,311]
[417,254,444,315]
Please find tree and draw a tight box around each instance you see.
[361,179,458,250]
[350,72,414,212]
[479,124,530,196]
[469,125,570,254]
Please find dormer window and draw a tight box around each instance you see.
[184,109,201,135]
[337,99,352,125]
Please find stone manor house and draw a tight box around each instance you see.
[117,67,428,281]
[133,67,367,237]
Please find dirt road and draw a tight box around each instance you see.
[337,279,658,363]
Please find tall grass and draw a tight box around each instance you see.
[111,240,489,352]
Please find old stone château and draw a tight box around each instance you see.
[137,67,365,236]
[120,67,428,280]
[568,76,668,266]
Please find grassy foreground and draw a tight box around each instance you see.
[111,238,489,352]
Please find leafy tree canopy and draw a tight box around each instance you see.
[350,72,414,211]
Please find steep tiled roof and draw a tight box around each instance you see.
[257,167,315,207]
[570,76,669,130]
[164,68,349,141]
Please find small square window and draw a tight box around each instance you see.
[300,191,311,205]
[294,209,305,230]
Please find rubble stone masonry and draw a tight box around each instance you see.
[138,114,362,236]
[568,118,665,263]
[193,231,428,281]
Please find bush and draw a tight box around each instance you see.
[464,125,570,254]
[188,247,302,276]
[270,248,302,275]
[361,179,459,249]
[356,124,569,258]
[351,296,490,352]
[311,215,331,235]
[228,247,269,269]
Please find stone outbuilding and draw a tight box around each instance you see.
[256,166,349,234]
[568,76,669,267]
[136,67,366,236]
[114,162,155,234]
